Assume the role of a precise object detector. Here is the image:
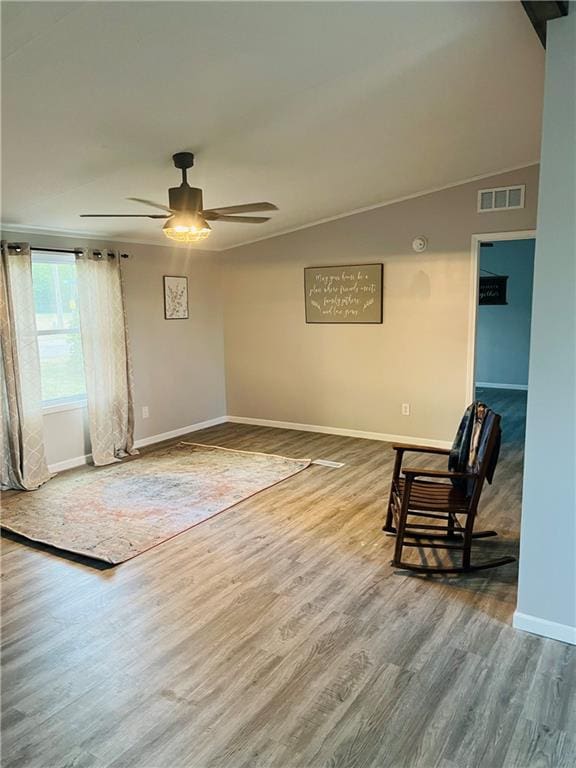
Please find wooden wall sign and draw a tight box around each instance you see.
[479,275,508,305]
[304,264,383,324]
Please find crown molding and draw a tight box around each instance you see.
[222,161,540,252]
[2,161,539,254]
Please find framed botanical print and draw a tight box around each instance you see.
[163,276,189,319]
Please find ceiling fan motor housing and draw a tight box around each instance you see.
[169,185,203,212]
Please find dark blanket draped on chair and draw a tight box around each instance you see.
[448,402,501,495]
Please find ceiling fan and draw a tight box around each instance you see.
[80,152,278,243]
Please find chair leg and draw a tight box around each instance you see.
[447,512,462,541]
[384,451,403,533]
[383,486,396,533]
[391,478,413,568]
[462,511,477,570]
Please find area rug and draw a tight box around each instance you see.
[0,442,311,565]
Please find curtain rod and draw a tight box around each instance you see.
[31,246,82,254]
[8,244,129,258]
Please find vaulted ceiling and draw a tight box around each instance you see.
[1,1,544,250]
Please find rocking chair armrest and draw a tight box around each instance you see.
[392,443,451,456]
[390,443,451,483]
[402,468,477,480]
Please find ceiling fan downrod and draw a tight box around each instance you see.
[169,153,201,211]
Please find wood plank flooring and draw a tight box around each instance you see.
[2,389,575,768]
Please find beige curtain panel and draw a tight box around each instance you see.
[0,242,51,490]
[76,249,137,466]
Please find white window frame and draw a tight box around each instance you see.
[31,250,87,413]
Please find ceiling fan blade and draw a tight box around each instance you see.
[204,202,278,215]
[80,214,171,219]
[127,197,173,213]
[205,214,271,224]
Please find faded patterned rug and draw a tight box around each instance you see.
[1,442,311,565]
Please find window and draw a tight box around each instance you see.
[31,251,86,408]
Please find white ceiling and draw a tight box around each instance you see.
[1,1,544,251]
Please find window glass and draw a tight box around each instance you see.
[31,252,86,405]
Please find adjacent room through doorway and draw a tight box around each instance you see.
[474,237,535,447]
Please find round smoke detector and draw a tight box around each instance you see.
[412,236,428,253]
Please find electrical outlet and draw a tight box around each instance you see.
[401,403,410,416]
[142,406,149,419]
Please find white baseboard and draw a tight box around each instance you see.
[133,416,228,449]
[476,382,528,391]
[227,415,452,449]
[47,415,228,473]
[47,413,450,471]
[513,611,576,645]
[48,454,92,473]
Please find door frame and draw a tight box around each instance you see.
[466,229,537,405]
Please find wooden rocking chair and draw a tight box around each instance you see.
[383,409,516,574]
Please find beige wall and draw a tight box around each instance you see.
[222,165,539,443]
[2,164,540,466]
[1,230,226,467]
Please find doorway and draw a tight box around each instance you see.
[468,231,536,444]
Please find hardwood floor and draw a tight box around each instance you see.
[2,391,575,768]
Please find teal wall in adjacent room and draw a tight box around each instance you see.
[476,239,535,388]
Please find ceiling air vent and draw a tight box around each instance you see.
[477,185,525,213]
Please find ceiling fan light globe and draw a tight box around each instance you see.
[164,229,211,243]
[163,213,211,243]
